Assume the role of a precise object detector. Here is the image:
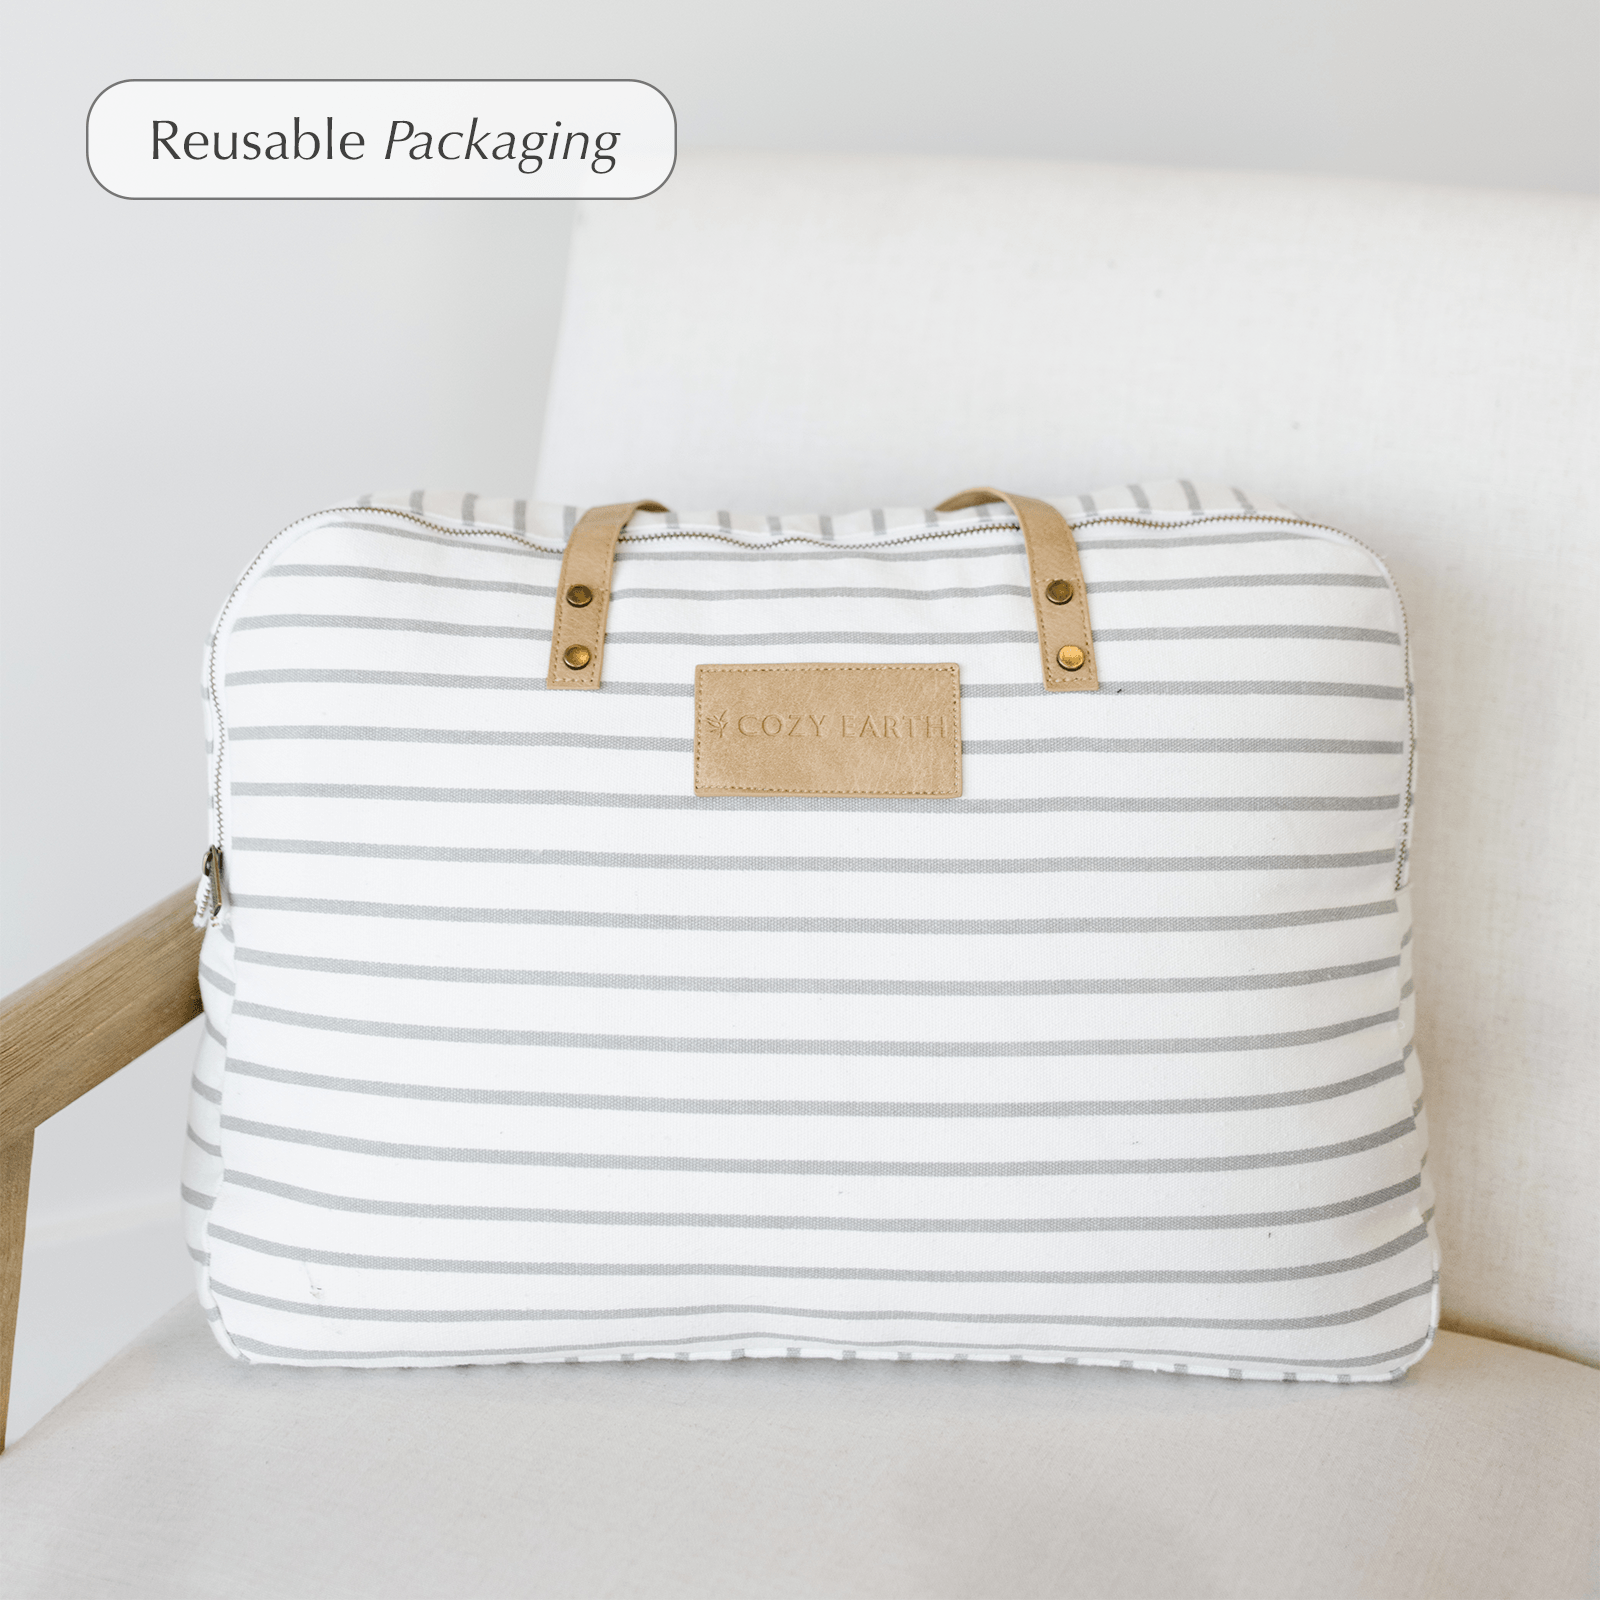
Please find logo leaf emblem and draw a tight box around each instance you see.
[705,710,729,737]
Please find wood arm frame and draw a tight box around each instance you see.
[0,884,204,1449]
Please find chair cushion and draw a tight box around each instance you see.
[2,1301,1594,1598]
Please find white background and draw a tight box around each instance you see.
[2,0,1596,1442]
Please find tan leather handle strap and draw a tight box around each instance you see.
[936,488,1099,693]
[547,500,669,689]
[550,490,1094,694]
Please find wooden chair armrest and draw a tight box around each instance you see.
[0,882,205,1448]
[1,883,205,1142]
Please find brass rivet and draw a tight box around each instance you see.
[1045,579,1074,605]
[566,584,593,608]
[563,645,592,670]
[1057,645,1086,671]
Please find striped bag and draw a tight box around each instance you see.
[183,480,1436,1383]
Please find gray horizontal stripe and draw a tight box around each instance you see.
[220,1112,1413,1177]
[227,1328,1431,1371]
[619,583,1033,602]
[231,998,1400,1057]
[208,1278,1432,1333]
[223,1169,1422,1231]
[186,1125,222,1159]
[231,783,1401,815]
[234,943,1396,997]
[233,839,1397,878]
[962,680,1406,700]
[262,567,1091,606]
[235,613,1049,648]
[228,617,1388,651]
[226,668,696,696]
[224,1055,1406,1118]
[228,728,1405,762]
[190,1073,223,1105]
[1089,573,1386,594]
[1093,625,1398,644]
[263,563,556,599]
[226,893,1397,936]
[181,1184,216,1211]
[268,569,1392,634]
[209,1219,1430,1286]
[197,961,234,995]
[965,737,1403,755]
[606,620,1397,649]
[234,613,551,643]
[232,726,693,753]
[613,628,1040,646]
[222,668,1403,702]
[1074,527,1313,552]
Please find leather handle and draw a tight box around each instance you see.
[547,500,669,689]
[936,488,1099,693]
[548,490,1096,694]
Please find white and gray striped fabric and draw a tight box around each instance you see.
[183,480,1436,1382]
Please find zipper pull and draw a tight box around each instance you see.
[194,846,225,928]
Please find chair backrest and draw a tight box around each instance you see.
[536,151,1599,1366]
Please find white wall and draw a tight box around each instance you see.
[3,0,1595,1442]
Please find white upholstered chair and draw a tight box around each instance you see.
[2,153,1595,1598]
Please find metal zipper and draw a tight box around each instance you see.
[198,503,1414,918]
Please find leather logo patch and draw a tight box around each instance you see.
[694,663,962,798]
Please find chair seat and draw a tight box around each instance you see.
[2,1302,1595,1599]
